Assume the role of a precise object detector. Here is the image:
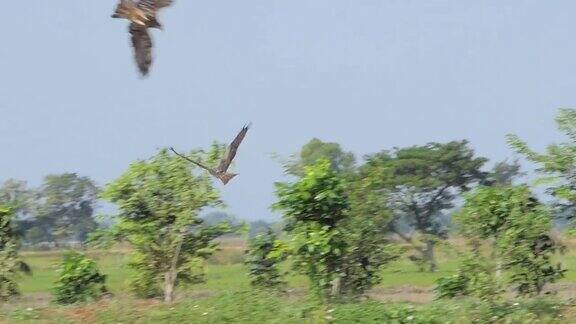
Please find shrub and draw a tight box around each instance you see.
[245,229,288,290]
[53,251,107,304]
[434,256,501,302]
[0,206,30,300]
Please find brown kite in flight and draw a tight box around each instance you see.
[170,124,251,185]
[111,0,173,76]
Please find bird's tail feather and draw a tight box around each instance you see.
[219,173,238,185]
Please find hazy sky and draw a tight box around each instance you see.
[1,1,574,220]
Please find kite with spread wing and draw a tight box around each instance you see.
[170,124,251,185]
[111,0,173,76]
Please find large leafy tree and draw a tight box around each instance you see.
[0,206,30,300]
[273,159,349,300]
[35,173,99,244]
[102,148,230,303]
[283,138,356,177]
[0,179,35,216]
[361,140,487,271]
[0,179,37,242]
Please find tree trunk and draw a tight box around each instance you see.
[495,259,502,280]
[164,234,185,303]
[330,276,341,298]
[493,241,501,281]
[424,240,437,272]
[164,270,176,303]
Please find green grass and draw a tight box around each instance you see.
[4,237,576,323]
[1,290,570,323]
[15,239,576,295]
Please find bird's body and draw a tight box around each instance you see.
[170,124,251,185]
[111,0,173,76]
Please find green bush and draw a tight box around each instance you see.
[0,206,30,300]
[53,251,107,304]
[434,256,501,302]
[245,229,287,290]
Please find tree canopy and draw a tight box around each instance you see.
[102,148,231,302]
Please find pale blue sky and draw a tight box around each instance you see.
[0,1,573,220]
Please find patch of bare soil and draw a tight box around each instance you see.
[368,286,434,304]
[0,293,52,310]
[366,282,576,304]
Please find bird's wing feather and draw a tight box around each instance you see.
[170,148,213,172]
[129,23,152,76]
[218,124,250,172]
[112,0,138,19]
[137,0,173,14]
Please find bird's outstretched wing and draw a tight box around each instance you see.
[170,147,213,172]
[129,23,153,76]
[137,0,173,14]
[112,0,139,19]
[218,123,251,172]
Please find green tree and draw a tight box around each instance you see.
[35,173,99,244]
[508,108,576,222]
[0,179,38,242]
[245,229,288,290]
[337,175,402,297]
[482,159,526,186]
[273,159,349,300]
[53,251,107,304]
[455,185,565,296]
[0,206,31,300]
[0,179,34,216]
[103,148,230,303]
[248,220,275,238]
[283,138,356,177]
[361,140,487,271]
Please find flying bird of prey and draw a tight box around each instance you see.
[170,124,251,185]
[111,0,173,76]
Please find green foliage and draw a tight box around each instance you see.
[361,140,487,271]
[482,159,526,186]
[0,206,30,300]
[456,185,565,296]
[508,108,576,210]
[102,148,231,301]
[52,251,107,304]
[283,138,356,177]
[34,173,100,244]
[0,179,34,216]
[273,159,349,299]
[337,178,403,297]
[435,256,501,301]
[2,290,566,323]
[499,215,566,296]
[245,229,288,290]
[454,186,524,241]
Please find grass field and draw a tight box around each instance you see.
[3,237,576,323]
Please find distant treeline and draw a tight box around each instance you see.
[0,177,279,247]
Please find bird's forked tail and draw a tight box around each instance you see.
[219,173,238,185]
